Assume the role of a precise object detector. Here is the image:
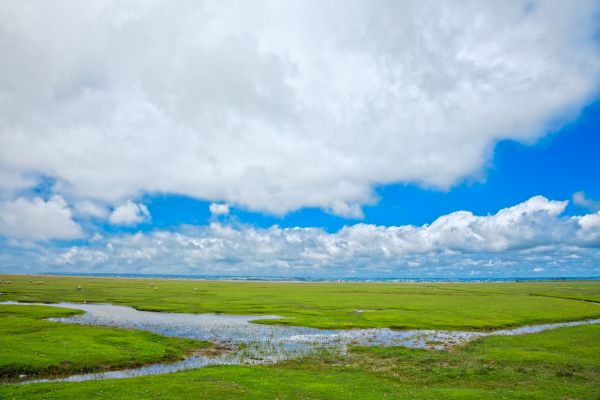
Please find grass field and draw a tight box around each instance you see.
[0,304,208,380]
[2,324,599,399]
[0,275,599,399]
[1,275,599,329]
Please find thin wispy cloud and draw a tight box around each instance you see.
[573,192,600,212]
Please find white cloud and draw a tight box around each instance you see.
[0,195,83,240]
[328,201,364,219]
[576,211,600,245]
[74,201,109,219]
[108,201,150,226]
[0,1,598,216]
[209,203,230,216]
[573,191,600,212]
[4,196,599,276]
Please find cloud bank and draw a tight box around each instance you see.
[2,196,599,277]
[1,1,599,216]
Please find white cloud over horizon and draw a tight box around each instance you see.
[1,1,599,216]
[2,196,599,277]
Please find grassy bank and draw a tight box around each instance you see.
[1,275,599,330]
[2,324,598,399]
[0,304,208,380]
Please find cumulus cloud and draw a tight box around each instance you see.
[209,203,230,216]
[576,211,600,245]
[1,1,599,216]
[74,201,110,219]
[3,196,599,276]
[108,201,150,226]
[0,196,83,240]
[573,191,600,212]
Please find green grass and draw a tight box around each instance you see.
[0,275,598,399]
[0,304,208,380]
[2,324,598,399]
[1,275,599,330]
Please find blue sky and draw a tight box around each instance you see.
[142,99,600,233]
[102,97,600,238]
[1,1,599,278]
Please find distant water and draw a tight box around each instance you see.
[41,272,600,283]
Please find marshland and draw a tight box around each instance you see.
[0,275,599,399]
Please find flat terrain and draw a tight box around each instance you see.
[0,275,599,399]
[1,275,599,329]
[0,305,207,380]
[2,323,599,399]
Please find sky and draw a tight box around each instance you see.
[0,0,599,278]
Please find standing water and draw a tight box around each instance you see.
[2,301,599,384]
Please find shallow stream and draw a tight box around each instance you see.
[2,301,599,384]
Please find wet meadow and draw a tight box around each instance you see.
[0,275,598,399]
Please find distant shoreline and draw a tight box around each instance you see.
[1,272,598,284]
